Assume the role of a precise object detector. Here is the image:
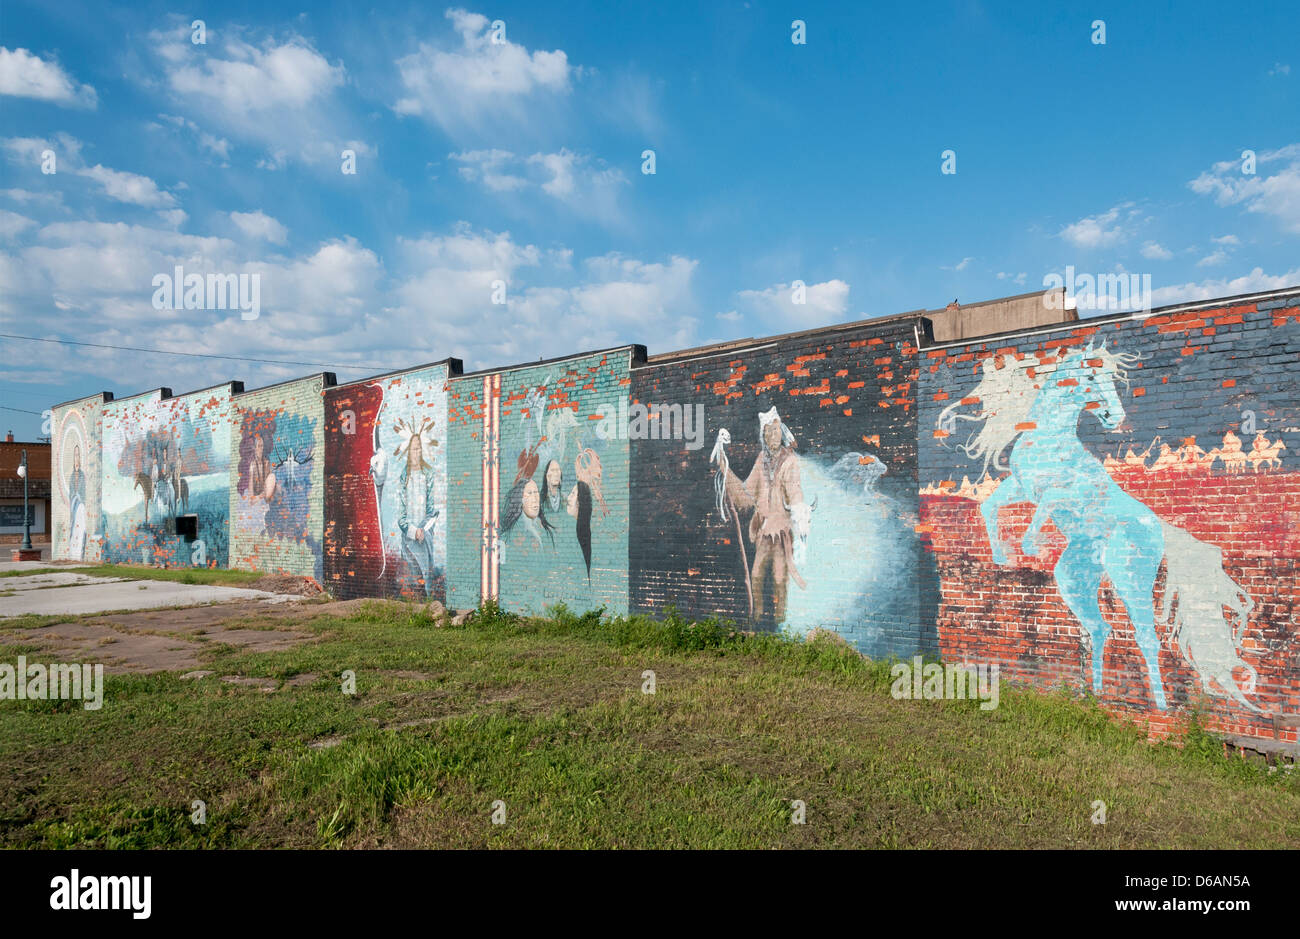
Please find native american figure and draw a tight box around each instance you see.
[710,407,812,628]
[394,416,440,596]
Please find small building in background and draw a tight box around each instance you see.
[0,432,51,546]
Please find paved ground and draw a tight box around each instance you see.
[0,569,300,617]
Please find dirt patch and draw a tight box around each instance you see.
[246,574,324,596]
[9,599,337,673]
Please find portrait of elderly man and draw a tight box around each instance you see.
[710,406,812,628]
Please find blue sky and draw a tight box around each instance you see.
[2,0,1297,440]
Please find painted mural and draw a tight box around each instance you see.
[51,397,104,562]
[45,287,1300,746]
[324,366,449,601]
[448,351,632,615]
[631,324,936,658]
[100,389,232,567]
[920,299,1300,738]
[497,358,628,614]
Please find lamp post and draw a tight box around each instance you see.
[16,449,32,551]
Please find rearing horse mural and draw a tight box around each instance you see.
[938,340,1260,712]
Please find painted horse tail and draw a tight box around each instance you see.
[1156,520,1261,713]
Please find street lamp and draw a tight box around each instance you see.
[16,449,32,551]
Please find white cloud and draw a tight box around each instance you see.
[995,271,1028,285]
[716,310,741,322]
[1141,241,1173,260]
[229,210,288,244]
[943,257,974,271]
[1189,144,1300,233]
[0,47,97,108]
[76,164,177,209]
[1269,63,1291,76]
[1059,203,1136,250]
[1198,249,1229,267]
[1212,234,1240,245]
[146,25,355,169]
[157,113,231,161]
[451,148,628,224]
[166,37,342,113]
[0,189,61,209]
[394,9,574,133]
[738,279,850,327]
[450,149,529,191]
[0,213,699,388]
[0,210,36,240]
[1148,266,1300,308]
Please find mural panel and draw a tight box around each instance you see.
[447,350,633,615]
[918,298,1300,738]
[229,374,330,580]
[99,387,234,567]
[630,320,937,658]
[51,395,106,562]
[324,364,451,601]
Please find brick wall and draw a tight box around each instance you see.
[917,292,1300,740]
[229,374,332,581]
[630,317,937,657]
[45,287,1300,746]
[447,349,635,615]
[50,394,105,562]
[324,363,453,601]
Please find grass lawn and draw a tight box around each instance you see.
[1,563,267,587]
[0,601,1296,849]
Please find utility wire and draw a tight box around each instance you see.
[0,333,400,371]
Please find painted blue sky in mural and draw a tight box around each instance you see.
[2,0,1299,440]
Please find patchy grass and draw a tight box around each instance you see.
[0,600,1296,849]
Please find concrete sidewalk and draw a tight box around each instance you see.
[0,569,299,617]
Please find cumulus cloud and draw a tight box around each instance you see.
[229,210,288,244]
[1059,203,1137,250]
[0,217,701,387]
[0,210,36,240]
[76,164,177,208]
[1141,241,1173,260]
[738,279,850,327]
[144,24,360,169]
[1147,265,1300,308]
[394,9,575,134]
[0,47,97,108]
[1189,144,1300,233]
[450,148,628,224]
[3,134,179,212]
[156,113,231,162]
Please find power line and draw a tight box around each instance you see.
[0,405,43,415]
[0,333,400,371]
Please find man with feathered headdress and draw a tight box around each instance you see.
[710,406,811,627]
[395,415,440,596]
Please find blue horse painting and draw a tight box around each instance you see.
[938,340,1260,713]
